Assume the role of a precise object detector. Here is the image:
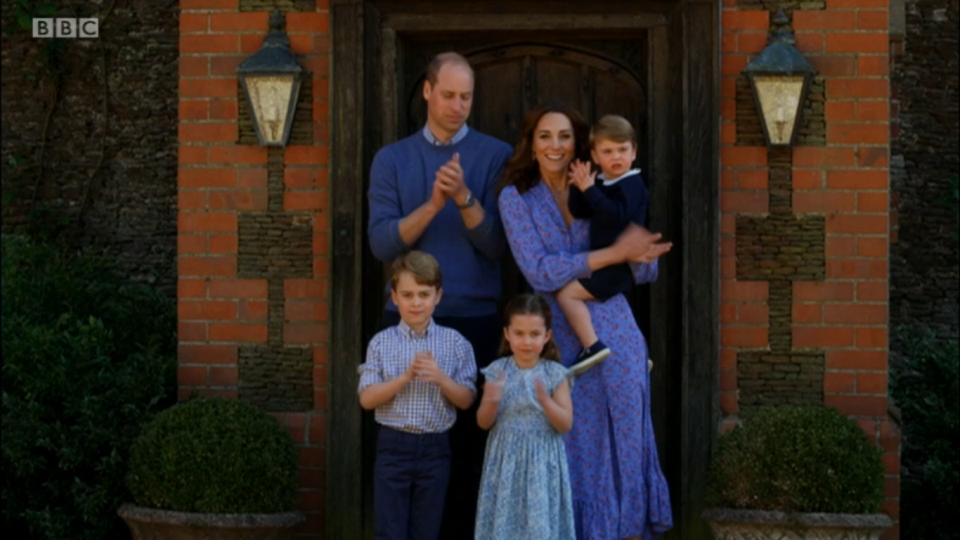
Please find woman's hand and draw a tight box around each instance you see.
[614,224,672,264]
[568,160,596,192]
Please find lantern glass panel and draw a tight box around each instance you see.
[244,74,296,145]
[753,74,805,146]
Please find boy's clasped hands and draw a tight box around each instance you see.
[405,351,446,384]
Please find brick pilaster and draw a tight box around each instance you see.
[720,1,898,536]
[178,0,330,536]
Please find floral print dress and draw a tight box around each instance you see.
[498,183,674,540]
[474,357,576,540]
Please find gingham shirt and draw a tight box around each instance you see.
[358,319,477,433]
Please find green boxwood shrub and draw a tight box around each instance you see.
[892,326,958,540]
[1,234,176,540]
[126,397,299,514]
[706,405,884,514]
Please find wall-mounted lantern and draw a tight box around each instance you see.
[743,9,817,148]
[237,10,304,147]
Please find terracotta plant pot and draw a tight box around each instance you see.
[118,504,305,540]
[702,508,893,540]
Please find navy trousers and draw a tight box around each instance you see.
[382,310,501,540]
[374,426,451,540]
[578,262,634,301]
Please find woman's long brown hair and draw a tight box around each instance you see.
[497,294,561,362]
[498,102,591,195]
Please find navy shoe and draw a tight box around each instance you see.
[569,340,611,376]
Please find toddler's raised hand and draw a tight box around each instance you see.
[568,160,596,192]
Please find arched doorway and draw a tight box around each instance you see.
[396,41,651,328]
[330,2,719,538]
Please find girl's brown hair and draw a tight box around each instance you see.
[497,294,561,362]
[498,102,591,195]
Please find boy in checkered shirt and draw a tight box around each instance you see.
[358,251,477,540]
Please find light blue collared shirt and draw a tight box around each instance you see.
[422,124,470,146]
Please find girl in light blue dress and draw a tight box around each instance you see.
[475,294,576,540]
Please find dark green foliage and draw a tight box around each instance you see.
[4,1,64,76]
[1,234,177,540]
[706,405,885,514]
[126,397,300,514]
[5,0,57,35]
[891,326,959,540]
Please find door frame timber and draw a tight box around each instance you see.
[328,1,719,538]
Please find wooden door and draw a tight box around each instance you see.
[400,41,651,324]
[365,38,654,324]
[331,2,720,539]
[358,35,662,536]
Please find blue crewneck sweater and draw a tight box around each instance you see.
[368,129,514,317]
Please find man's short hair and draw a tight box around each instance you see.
[589,115,637,148]
[425,52,473,86]
[390,251,443,290]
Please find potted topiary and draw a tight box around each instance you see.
[702,405,893,539]
[118,397,304,540]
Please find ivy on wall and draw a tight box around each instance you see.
[2,0,118,245]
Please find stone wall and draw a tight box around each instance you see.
[890,0,960,342]
[0,1,180,294]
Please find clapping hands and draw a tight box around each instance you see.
[483,371,506,403]
[436,153,467,197]
[407,351,446,384]
[534,377,550,404]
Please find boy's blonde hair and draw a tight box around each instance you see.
[589,114,637,149]
[389,251,443,290]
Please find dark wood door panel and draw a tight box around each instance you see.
[372,0,680,15]
[401,41,647,144]
[472,60,526,144]
[332,3,718,539]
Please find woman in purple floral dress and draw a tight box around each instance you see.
[497,103,674,540]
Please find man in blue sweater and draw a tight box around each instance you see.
[367,51,513,538]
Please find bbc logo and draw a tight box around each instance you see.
[32,18,99,39]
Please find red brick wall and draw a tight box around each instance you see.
[177,0,900,536]
[177,0,330,537]
[720,1,899,537]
